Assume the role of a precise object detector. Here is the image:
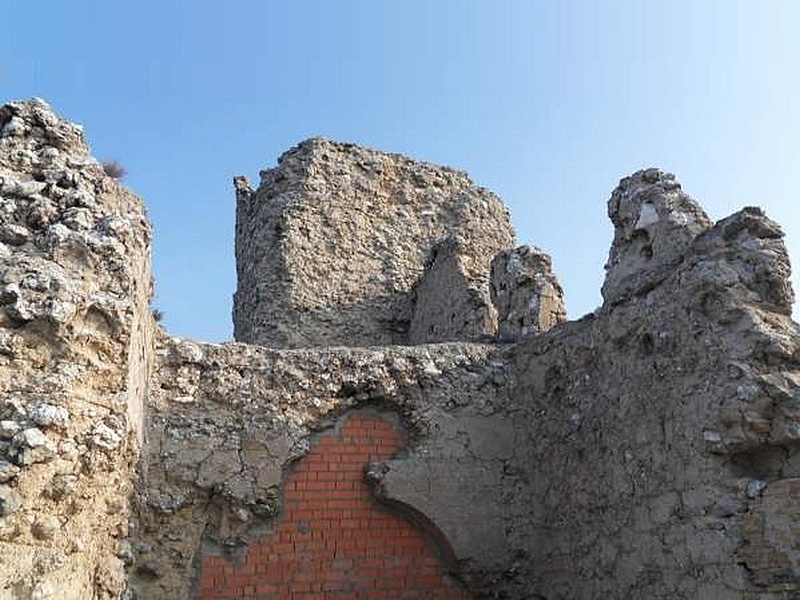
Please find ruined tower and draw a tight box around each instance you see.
[2,100,800,599]
[232,138,565,348]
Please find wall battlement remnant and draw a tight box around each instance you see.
[233,138,565,348]
[1,99,800,599]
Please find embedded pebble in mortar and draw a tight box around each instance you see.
[18,427,49,448]
[634,202,659,229]
[32,515,61,540]
[1,116,25,137]
[0,224,31,246]
[91,423,122,450]
[0,485,22,516]
[28,404,69,428]
[0,420,21,440]
[13,427,57,465]
[0,460,20,483]
[746,479,767,499]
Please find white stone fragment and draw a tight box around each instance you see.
[634,202,659,229]
[92,423,122,450]
[66,188,96,207]
[20,427,49,448]
[746,479,767,498]
[174,340,204,363]
[423,360,441,376]
[40,146,60,162]
[668,210,693,227]
[48,300,77,323]
[1,116,25,137]
[0,420,21,440]
[28,403,69,428]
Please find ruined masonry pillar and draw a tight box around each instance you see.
[0,99,155,599]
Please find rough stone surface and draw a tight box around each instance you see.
[0,99,155,599]
[408,237,499,343]
[501,175,800,598]
[131,338,511,599]
[603,168,714,305]
[490,245,566,341]
[233,138,516,348]
[4,101,800,600]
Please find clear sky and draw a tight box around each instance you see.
[3,1,799,341]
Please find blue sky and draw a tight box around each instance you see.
[3,1,799,341]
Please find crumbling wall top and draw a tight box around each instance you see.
[233,138,526,347]
[0,98,155,599]
[603,168,714,305]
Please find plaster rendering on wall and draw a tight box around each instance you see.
[1,99,800,599]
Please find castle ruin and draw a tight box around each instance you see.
[1,99,799,599]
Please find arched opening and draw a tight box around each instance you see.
[197,410,469,599]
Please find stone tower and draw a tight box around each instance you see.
[232,138,565,347]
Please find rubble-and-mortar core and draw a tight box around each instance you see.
[233,138,521,348]
[0,99,155,599]
[3,99,800,600]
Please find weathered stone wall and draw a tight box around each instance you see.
[0,100,155,599]
[197,411,469,599]
[501,171,800,598]
[135,169,800,600]
[232,138,519,348]
[4,101,800,600]
[130,338,513,598]
[490,245,566,342]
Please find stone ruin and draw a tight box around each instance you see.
[0,99,799,599]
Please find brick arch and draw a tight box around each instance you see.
[198,411,470,599]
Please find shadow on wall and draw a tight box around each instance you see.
[196,410,469,599]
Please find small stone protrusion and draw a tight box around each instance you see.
[31,515,61,540]
[0,484,22,516]
[602,169,713,306]
[1,116,26,138]
[490,246,566,341]
[11,427,56,465]
[28,403,69,429]
[0,460,20,483]
[746,479,767,499]
[233,176,252,202]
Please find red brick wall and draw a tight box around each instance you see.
[198,413,470,599]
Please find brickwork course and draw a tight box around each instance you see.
[198,413,468,600]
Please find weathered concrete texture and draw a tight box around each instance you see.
[5,102,800,600]
[490,245,566,341]
[0,99,155,599]
[504,172,800,599]
[135,166,800,599]
[131,338,513,599]
[408,237,498,344]
[233,138,517,348]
